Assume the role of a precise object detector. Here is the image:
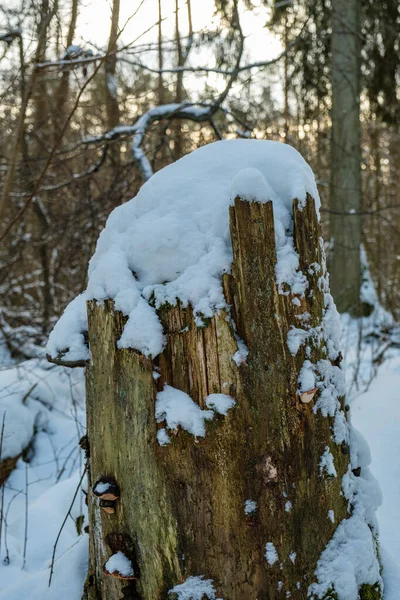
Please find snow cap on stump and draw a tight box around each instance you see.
[47,140,320,363]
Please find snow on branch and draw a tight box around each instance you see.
[0,30,22,45]
[130,103,214,180]
[35,52,102,70]
[82,101,247,182]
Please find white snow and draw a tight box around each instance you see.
[328,510,335,524]
[232,337,248,366]
[93,481,109,494]
[350,353,400,598]
[289,551,296,564]
[275,237,308,297]
[319,446,337,478]
[205,394,236,415]
[155,384,214,438]
[48,140,320,362]
[230,167,273,203]
[308,515,382,600]
[168,575,220,599]
[0,356,87,600]
[0,399,35,460]
[47,293,89,364]
[287,326,308,356]
[265,542,279,565]
[309,298,400,600]
[157,427,171,446]
[244,499,257,515]
[104,551,134,577]
[298,360,316,392]
[285,500,292,513]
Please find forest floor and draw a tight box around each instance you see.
[0,310,399,599]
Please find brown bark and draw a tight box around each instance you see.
[105,0,120,133]
[32,1,53,332]
[157,0,164,105]
[173,0,184,160]
[81,196,360,599]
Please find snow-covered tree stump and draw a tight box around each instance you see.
[81,196,380,600]
[48,140,382,600]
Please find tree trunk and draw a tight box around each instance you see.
[53,0,79,141]
[157,0,164,105]
[33,0,53,334]
[80,194,380,599]
[105,0,120,133]
[329,0,362,314]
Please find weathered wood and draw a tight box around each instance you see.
[83,196,377,599]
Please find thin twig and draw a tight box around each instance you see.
[3,489,24,565]
[0,411,6,558]
[48,466,86,587]
[22,461,28,569]
[55,443,78,484]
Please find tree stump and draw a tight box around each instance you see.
[81,195,381,600]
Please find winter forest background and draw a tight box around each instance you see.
[0,0,399,598]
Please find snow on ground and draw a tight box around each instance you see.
[340,288,400,599]
[0,353,87,600]
[350,351,400,598]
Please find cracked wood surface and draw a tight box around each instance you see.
[83,196,353,600]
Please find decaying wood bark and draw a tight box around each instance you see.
[80,196,376,599]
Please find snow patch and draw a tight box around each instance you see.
[104,551,134,577]
[157,428,171,446]
[230,167,273,203]
[232,337,248,366]
[0,400,35,460]
[47,293,89,363]
[319,446,337,478]
[155,385,214,439]
[285,500,293,513]
[298,360,316,392]
[93,481,109,495]
[168,575,221,599]
[244,499,257,515]
[265,542,279,565]
[205,393,236,415]
[308,515,382,600]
